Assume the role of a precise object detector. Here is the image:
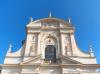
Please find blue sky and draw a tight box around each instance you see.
[0,0,100,64]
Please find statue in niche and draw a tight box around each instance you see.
[65,46,68,55]
[65,35,71,48]
[64,36,67,43]
[65,44,71,56]
[29,44,35,56]
[32,35,36,43]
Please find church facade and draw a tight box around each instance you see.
[1,15,100,74]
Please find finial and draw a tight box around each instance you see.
[89,42,95,57]
[49,12,52,18]
[89,43,93,53]
[30,17,33,22]
[68,17,71,23]
[8,44,12,53]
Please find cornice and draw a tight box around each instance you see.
[69,56,96,59]
[60,64,100,68]
[1,63,100,68]
[40,64,59,67]
[6,56,22,58]
[26,26,74,30]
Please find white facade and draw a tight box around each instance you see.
[1,16,100,74]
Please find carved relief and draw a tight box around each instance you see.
[42,33,58,42]
[44,37,56,45]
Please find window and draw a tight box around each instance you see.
[45,45,56,62]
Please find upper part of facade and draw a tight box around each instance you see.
[4,15,96,64]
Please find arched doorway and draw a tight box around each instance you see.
[45,45,56,62]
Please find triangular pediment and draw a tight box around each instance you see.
[61,55,82,64]
[20,55,41,65]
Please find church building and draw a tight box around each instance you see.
[1,14,100,74]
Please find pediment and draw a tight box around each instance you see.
[61,56,82,64]
[20,55,41,65]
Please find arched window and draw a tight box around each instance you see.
[45,45,56,62]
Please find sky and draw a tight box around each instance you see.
[0,0,100,64]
